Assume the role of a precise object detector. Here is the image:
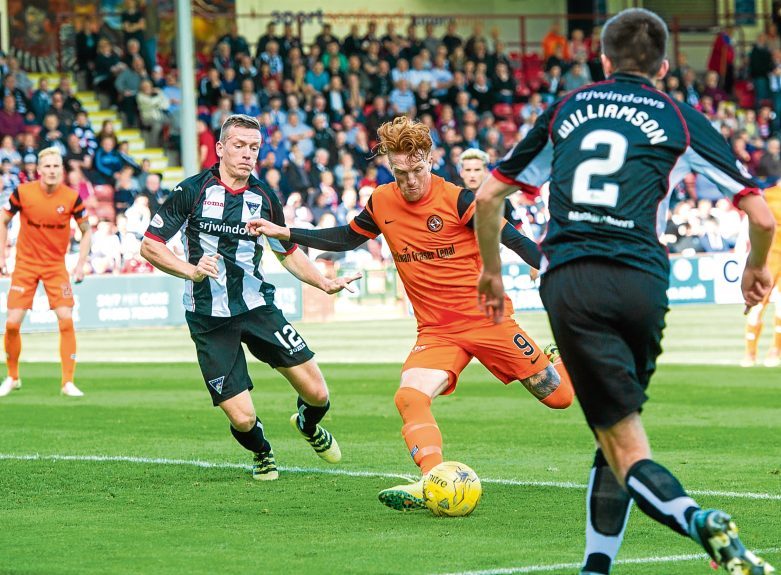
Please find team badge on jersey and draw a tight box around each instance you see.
[151,214,164,227]
[241,191,264,222]
[207,376,225,394]
[56,205,66,214]
[427,215,444,233]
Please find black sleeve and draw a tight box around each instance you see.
[492,104,555,192]
[500,223,542,269]
[261,183,298,254]
[289,225,368,252]
[144,180,198,242]
[676,103,761,206]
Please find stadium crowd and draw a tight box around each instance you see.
[0,13,779,275]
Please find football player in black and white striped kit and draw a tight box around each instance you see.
[141,114,360,480]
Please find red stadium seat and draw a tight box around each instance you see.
[492,103,513,120]
[95,202,115,221]
[94,185,115,202]
[497,120,518,142]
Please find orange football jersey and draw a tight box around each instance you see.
[350,175,513,330]
[765,185,781,255]
[5,181,86,264]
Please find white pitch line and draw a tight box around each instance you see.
[432,547,781,575]
[1,453,780,502]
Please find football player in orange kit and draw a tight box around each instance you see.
[743,183,781,367]
[0,148,92,397]
[248,117,574,510]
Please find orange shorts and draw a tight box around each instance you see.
[8,263,74,310]
[402,317,551,395]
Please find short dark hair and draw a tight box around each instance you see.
[601,8,668,77]
[219,114,261,143]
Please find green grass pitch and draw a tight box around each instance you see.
[0,304,779,574]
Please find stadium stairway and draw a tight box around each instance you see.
[28,73,185,190]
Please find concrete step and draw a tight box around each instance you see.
[130,149,166,161]
[82,101,100,113]
[28,73,76,86]
[90,110,119,124]
[117,128,143,140]
[127,139,146,152]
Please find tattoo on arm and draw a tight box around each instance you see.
[519,365,559,400]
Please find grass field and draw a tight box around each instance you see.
[0,304,779,575]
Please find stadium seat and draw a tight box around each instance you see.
[94,185,115,202]
[492,103,513,120]
[497,120,519,142]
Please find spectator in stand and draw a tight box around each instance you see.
[260,127,288,171]
[67,167,97,217]
[334,150,360,188]
[260,40,284,77]
[569,28,588,62]
[699,216,730,252]
[48,91,76,128]
[76,16,100,87]
[115,56,148,128]
[0,159,20,204]
[113,164,139,214]
[389,78,416,115]
[218,22,250,60]
[564,59,592,92]
[196,118,218,170]
[758,138,781,184]
[90,220,122,274]
[708,26,736,93]
[124,194,151,239]
[284,143,313,198]
[750,33,774,104]
[39,113,67,156]
[255,22,278,59]
[18,154,38,184]
[542,20,568,61]
[93,38,123,106]
[469,71,493,114]
[305,61,330,94]
[0,94,25,138]
[136,79,170,148]
[492,62,516,104]
[199,68,224,108]
[315,23,340,54]
[262,167,285,202]
[122,38,145,70]
[121,0,146,54]
[0,135,21,169]
[64,133,91,173]
[281,112,314,158]
[31,77,52,124]
[235,89,260,117]
[702,70,729,106]
[94,135,124,186]
[2,75,29,116]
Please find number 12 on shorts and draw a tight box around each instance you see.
[274,324,304,351]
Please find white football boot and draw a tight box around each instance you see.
[60,382,84,397]
[0,376,21,397]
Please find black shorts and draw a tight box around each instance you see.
[540,258,669,428]
[186,305,315,406]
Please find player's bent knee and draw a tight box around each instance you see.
[229,412,257,432]
[305,386,330,406]
[540,377,574,409]
[5,322,20,335]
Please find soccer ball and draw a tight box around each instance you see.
[422,461,482,517]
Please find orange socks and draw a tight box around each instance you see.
[59,318,77,385]
[774,315,781,352]
[4,322,21,379]
[541,360,574,409]
[394,387,443,475]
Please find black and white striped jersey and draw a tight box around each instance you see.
[144,166,297,317]
[493,72,760,281]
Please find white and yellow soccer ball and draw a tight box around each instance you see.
[422,461,482,517]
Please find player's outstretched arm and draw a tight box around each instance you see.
[0,210,12,275]
[475,174,516,323]
[248,218,368,252]
[500,223,542,269]
[736,194,776,310]
[140,237,219,282]
[278,248,362,294]
[73,220,92,283]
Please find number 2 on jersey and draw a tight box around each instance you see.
[571,129,628,208]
